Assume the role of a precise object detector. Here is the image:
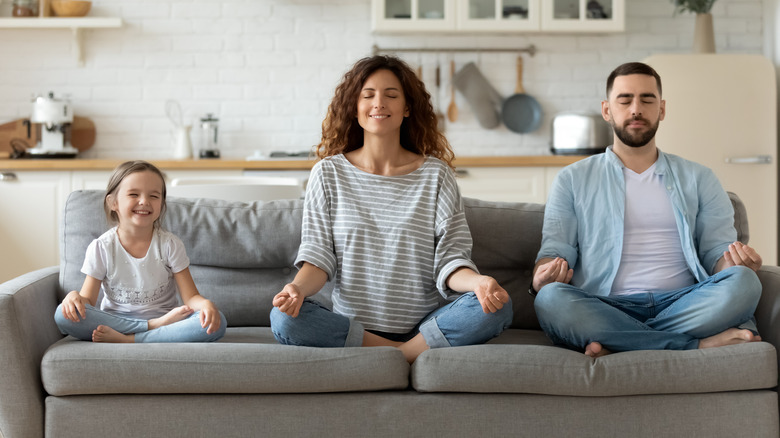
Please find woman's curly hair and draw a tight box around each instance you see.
[316,55,455,168]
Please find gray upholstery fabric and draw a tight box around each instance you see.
[45,391,779,438]
[42,329,409,396]
[412,341,778,396]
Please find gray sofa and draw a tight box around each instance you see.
[2,189,779,438]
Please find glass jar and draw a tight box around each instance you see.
[12,0,39,17]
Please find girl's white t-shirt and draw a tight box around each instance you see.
[81,227,190,319]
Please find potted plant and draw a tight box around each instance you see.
[671,0,718,53]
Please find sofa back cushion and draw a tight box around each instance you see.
[60,190,748,330]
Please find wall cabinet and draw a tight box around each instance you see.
[372,0,624,33]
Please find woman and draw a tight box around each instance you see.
[270,55,512,363]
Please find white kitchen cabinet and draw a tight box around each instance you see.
[372,0,623,32]
[456,166,562,203]
[372,0,457,32]
[540,0,624,32]
[0,170,71,282]
[456,0,541,32]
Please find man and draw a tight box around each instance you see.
[532,62,763,358]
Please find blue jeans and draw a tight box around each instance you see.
[270,292,513,348]
[54,303,227,343]
[534,265,761,352]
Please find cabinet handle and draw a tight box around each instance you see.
[0,172,17,181]
[455,169,469,177]
[725,155,772,164]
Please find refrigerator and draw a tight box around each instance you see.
[645,54,778,265]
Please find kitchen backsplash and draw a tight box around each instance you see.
[0,0,766,159]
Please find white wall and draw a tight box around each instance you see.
[0,0,766,159]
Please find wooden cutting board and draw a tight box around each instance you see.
[0,116,95,154]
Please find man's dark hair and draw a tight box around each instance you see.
[606,62,662,98]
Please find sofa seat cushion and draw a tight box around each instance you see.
[413,329,777,396]
[41,327,409,396]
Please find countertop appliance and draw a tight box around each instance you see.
[199,113,220,159]
[28,92,78,158]
[550,111,611,155]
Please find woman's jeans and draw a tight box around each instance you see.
[534,265,762,352]
[54,303,227,343]
[270,292,513,348]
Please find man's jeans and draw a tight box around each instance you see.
[270,292,513,348]
[54,303,227,343]
[534,265,761,351]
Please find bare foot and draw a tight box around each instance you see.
[398,333,430,364]
[699,328,761,349]
[584,341,611,358]
[147,306,194,330]
[92,325,135,343]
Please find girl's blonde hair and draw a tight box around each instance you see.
[316,55,455,168]
[104,160,167,227]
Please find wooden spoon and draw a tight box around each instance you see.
[447,60,458,123]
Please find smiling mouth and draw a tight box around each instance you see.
[370,115,389,119]
[133,210,152,215]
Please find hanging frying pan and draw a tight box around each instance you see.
[501,56,542,133]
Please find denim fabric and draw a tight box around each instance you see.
[537,147,737,297]
[534,266,761,352]
[54,303,226,343]
[270,293,513,349]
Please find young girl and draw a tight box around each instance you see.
[270,55,513,363]
[55,160,226,343]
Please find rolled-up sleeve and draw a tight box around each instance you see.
[536,168,580,267]
[294,163,338,280]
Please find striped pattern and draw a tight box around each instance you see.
[296,154,477,333]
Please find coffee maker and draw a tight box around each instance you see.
[28,92,78,158]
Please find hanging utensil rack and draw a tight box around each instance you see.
[372,44,537,57]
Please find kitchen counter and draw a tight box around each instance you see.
[0,155,586,170]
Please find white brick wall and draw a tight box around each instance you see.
[0,0,768,159]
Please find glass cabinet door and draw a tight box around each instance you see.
[373,0,456,32]
[457,0,540,31]
[542,0,624,31]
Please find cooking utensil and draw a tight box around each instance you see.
[501,56,542,134]
[453,62,502,129]
[435,63,446,132]
[447,60,458,123]
[165,99,183,128]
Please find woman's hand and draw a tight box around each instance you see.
[61,290,91,322]
[198,299,222,335]
[473,275,510,314]
[532,257,573,293]
[273,283,304,318]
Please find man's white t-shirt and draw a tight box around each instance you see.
[611,163,697,296]
[81,227,190,319]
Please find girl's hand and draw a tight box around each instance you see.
[198,300,221,335]
[61,290,90,322]
[273,283,304,318]
[473,276,510,314]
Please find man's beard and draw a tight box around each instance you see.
[609,115,659,148]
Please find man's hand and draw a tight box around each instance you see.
[532,257,573,293]
[722,241,763,272]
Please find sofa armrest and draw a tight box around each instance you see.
[0,266,63,438]
[754,265,780,385]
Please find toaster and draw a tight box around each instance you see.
[550,112,612,155]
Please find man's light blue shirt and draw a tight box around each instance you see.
[536,147,736,297]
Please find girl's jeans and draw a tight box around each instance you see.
[270,292,513,348]
[533,265,762,352]
[54,303,227,343]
